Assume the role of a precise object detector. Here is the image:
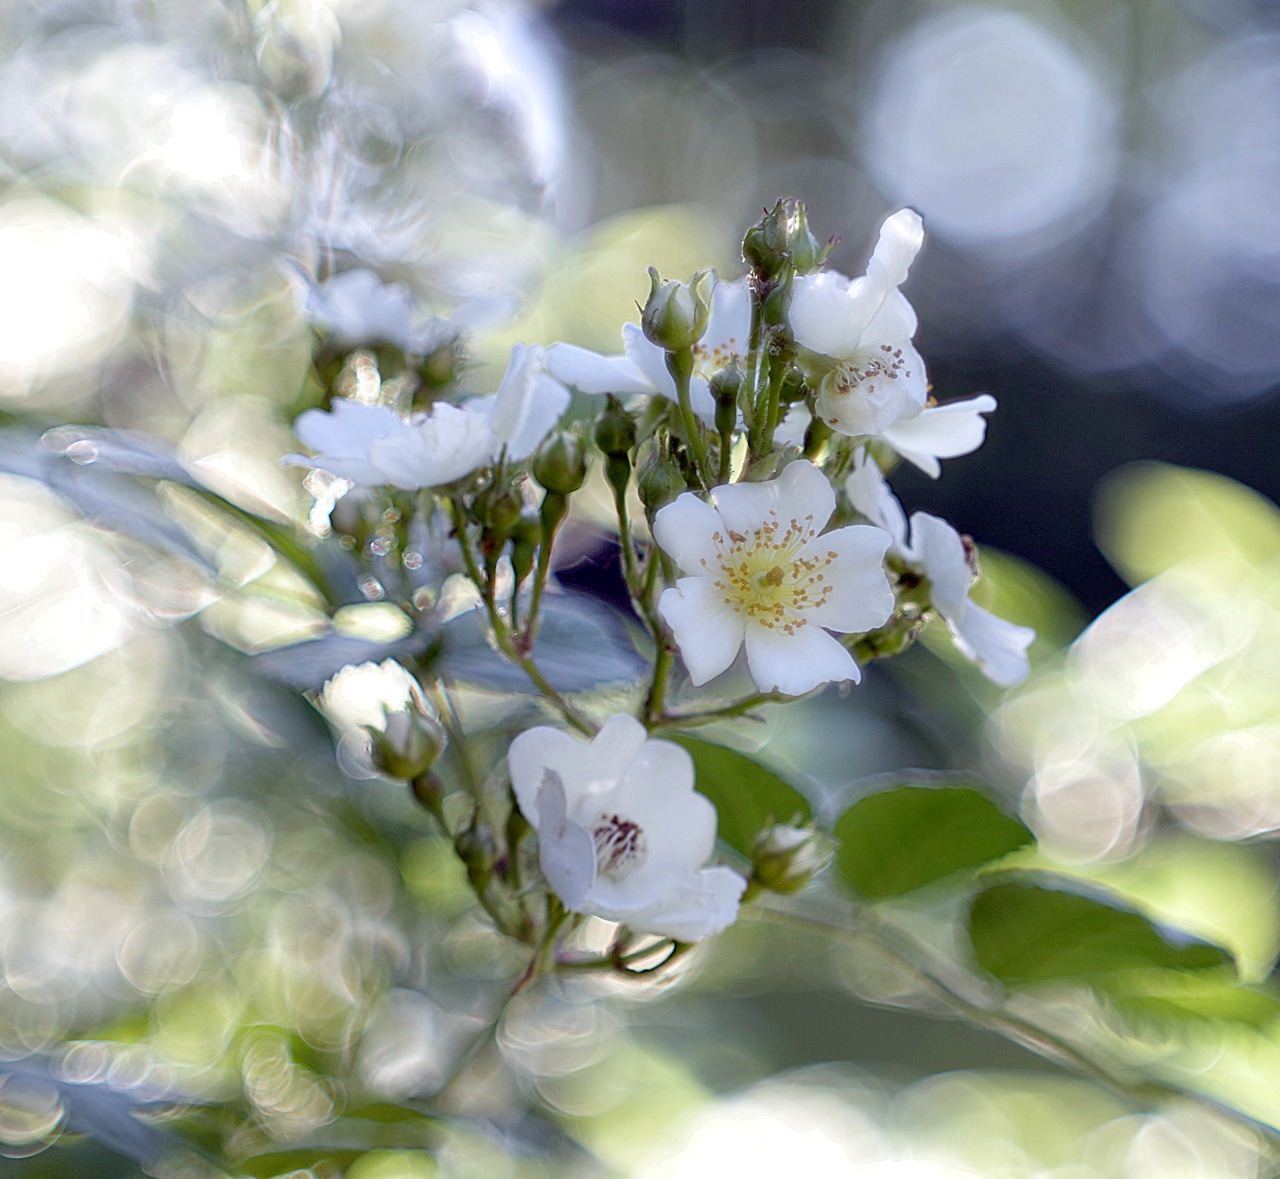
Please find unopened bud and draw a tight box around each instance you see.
[532,427,587,495]
[368,700,446,780]
[636,445,687,517]
[641,268,712,352]
[743,199,824,280]
[455,813,500,892]
[509,513,541,589]
[709,364,744,438]
[594,396,637,457]
[750,823,835,895]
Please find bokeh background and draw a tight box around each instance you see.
[2,0,1280,1176]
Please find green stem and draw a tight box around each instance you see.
[667,348,710,489]
[653,690,788,729]
[643,645,674,728]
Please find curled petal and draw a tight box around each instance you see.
[881,394,998,478]
[947,601,1035,687]
[908,511,972,622]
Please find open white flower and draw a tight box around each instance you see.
[653,460,894,695]
[508,715,746,941]
[287,343,569,489]
[790,209,928,438]
[544,276,750,419]
[845,450,1034,686]
[305,268,455,354]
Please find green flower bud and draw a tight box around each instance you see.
[594,396,637,457]
[709,363,744,438]
[636,446,687,518]
[454,812,500,893]
[749,823,835,895]
[532,426,587,495]
[742,199,824,280]
[641,268,712,352]
[367,700,446,781]
[509,513,541,589]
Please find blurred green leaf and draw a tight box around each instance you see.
[1096,462,1280,587]
[835,780,1032,901]
[670,735,809,856]
[235,1148,368,1177]
[343,1101,438,1125]
[1105,970,1280,1030]
[969,872,1232,985]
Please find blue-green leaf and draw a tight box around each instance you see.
[835,779,1032,901]
[969,872,1232,985]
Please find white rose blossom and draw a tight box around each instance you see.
[508,714,746,942]
[653,459,895,695]
[789,209,930,439]
[845,450,1035,686]
[286,343,569,489]
[544,276,751,419]
[788,209,999,474]
[305,268,455,354]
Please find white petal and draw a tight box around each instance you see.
[532,770,596,911]
[789,271,876,360]
[909,512,972,621]
[844,450,909,554]
[369,404,497,488]
[622,323,677,400]
[880,394,997,478]
[710,459,834,538]
[502,373,571,459]
[616,866,746,941]
[947,601,1035,687]
[508,715,648,825]
[704,278,752,357]
[486,343,539,445]
[292,399,407,486]
[659,578,746,686]
[867,209,924,291]
[860,288,918,347]
[652,491,725,575]
[544,342,656,396]
[801,525,894,634]
[743,621,860,695]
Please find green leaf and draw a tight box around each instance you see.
[834,780,1032,901]
[969,873,1232,985]
[1104,970,1280,1030]
[235,1148,367,1177]
[669,735,810,857]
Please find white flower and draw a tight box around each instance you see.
[845,450,1034,686]
[653,460,894,695]
[305,268,454,354]
[789,209,928,438]
[508,715,746,941]
[544,276,751,419]
[287,343,569,489]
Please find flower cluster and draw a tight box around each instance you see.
[283,200,1033,961]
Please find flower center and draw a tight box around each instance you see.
[702,510,838,633]
[591,813,647,879]
[692,337,743,383]
[820,344,914,425]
